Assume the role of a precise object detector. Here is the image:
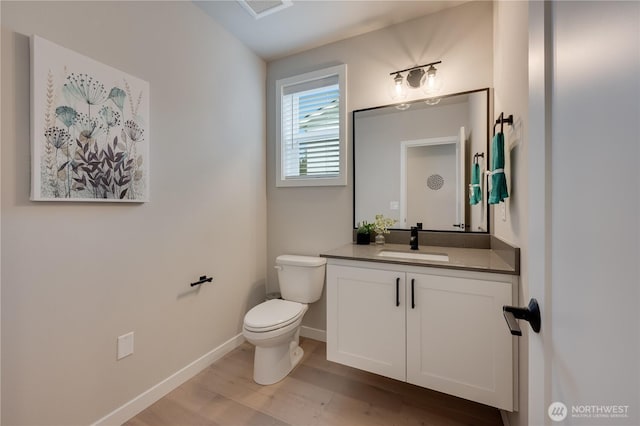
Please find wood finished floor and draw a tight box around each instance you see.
[125,338,503,426]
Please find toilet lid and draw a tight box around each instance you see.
[244,299,306,332]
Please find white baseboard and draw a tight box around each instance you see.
[92,333,245,426]
[300,326,326,342]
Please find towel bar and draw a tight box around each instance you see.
[493,112,513,135]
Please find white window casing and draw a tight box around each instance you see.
[276,64,347,187]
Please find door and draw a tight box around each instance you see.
[528,2,639,424]
[400,136,458,230]
[326,265,406,381]
[406,273,514,411]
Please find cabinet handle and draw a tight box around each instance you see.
[411,278,415,309]
[396,278,400,307]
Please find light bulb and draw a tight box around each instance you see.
[427,73,436,89]
[388,72,407,100]
[423,64,443,96]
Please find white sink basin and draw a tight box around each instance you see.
[378,250,449,262]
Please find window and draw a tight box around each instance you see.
[276,64,347,187]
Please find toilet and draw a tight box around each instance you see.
[243,254,326,385]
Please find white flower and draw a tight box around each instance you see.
[374,214,397,234]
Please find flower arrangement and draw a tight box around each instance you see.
[356,215,397,245]
[373,214,397,235]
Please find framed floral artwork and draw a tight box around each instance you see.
[30,35,149,202]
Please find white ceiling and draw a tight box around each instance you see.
[195,0,468,61]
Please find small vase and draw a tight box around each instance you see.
[356,233,371,245]
[375,234,385,245]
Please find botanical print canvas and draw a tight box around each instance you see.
[31,35,149,202]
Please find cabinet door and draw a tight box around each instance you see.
[327,265,406,381]
[406,273,513,411]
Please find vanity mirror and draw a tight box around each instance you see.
[354,88,490,233]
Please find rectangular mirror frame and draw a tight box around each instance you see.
[352,88,492,234]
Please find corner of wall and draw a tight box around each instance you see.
[492,2,530,426]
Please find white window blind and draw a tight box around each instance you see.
[276,65,346,187]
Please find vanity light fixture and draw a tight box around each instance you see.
[389,60,443,104]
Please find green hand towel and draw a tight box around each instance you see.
[469,162,482,205]
[489,132,509,204]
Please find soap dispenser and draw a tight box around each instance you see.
[410,227,419,250]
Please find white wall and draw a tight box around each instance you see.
[267,1,494,331]
[1,2,266,424]
[492,1,529,424]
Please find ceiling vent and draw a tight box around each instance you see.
[238,0,293,19]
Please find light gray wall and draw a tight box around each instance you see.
[267,1,494,331]
[492,2,529,425]
[492,1,528,248]
[1,2,266,424]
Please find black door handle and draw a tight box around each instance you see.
[395,278,400,307]
[411,278,415,309]
[503,298,541,336]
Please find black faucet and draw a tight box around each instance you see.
[410,226,419,250]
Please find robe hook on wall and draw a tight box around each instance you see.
[473,152,485,163]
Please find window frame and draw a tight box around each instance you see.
[275,64,347,187]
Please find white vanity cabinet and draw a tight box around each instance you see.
[405,271,515,411]
[326,259,517,411]
[326,265,406,381]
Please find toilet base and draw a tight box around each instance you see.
[253,333,303,385]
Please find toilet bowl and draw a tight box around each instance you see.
[243,299,308,384]
[242,255,326,385]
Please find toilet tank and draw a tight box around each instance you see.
[276,255,327,303]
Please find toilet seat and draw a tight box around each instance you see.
[244,299,306,333]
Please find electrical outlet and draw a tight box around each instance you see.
[501,203,507,221]
[117,332,134,360]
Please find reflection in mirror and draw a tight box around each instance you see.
[354,88,490,233]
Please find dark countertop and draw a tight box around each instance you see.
[321,242,519,275]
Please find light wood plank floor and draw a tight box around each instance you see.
[125,338,503,426]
